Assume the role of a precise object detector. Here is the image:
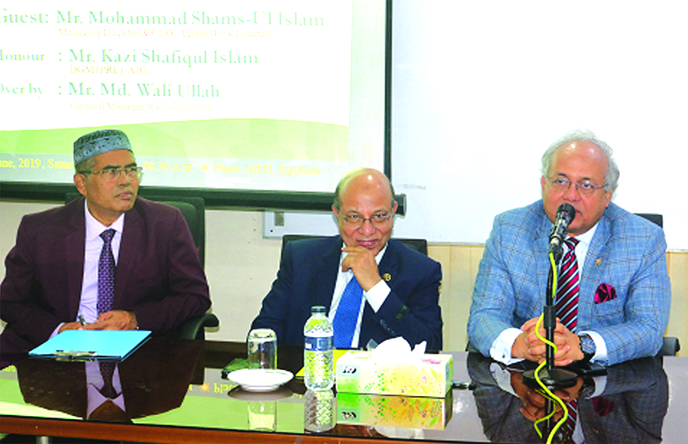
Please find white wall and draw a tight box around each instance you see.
[390,1,688,250]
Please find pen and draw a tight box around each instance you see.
[78,315,86,326]
[452,380,476,390]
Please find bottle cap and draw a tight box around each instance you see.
[311,306,326,314]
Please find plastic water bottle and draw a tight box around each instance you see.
[304,389,336,433]
[304,306,334,390]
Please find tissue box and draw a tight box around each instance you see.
[335,350,453,397]
[337,390,453,430]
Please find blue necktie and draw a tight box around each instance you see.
[97,229,116,315]
[333,277,363,348]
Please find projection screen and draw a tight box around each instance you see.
[0,0,391,210]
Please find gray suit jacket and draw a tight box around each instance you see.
[468,353,668,443]
[468,200,671,365]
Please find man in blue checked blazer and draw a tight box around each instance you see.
[468,130,671,366]
[251,168,443,350]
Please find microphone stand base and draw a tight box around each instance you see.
[523,367,578,389]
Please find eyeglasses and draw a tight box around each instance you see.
[341,213,393,228]
[548,176,607,195]
[80,166,143,182]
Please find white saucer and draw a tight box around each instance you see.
[227,369,294,392]
[229,385,293,401]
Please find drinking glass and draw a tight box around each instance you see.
[247,328,277,370]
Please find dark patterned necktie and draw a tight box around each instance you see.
[556,238,580,332]
[99,361,118,399]
[563,399,578,444]
[333,277,363,348]
[97,229,116,315]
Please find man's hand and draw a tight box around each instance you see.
[512,317,584,366]
[58,321,84,334]
[82,310,138,331]
[341,245,382,291]
[510,370,584,422]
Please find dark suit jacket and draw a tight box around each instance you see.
[15,337,202,420]
[251,235,443,350]
[0,197,211,358]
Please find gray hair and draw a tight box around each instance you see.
[541,129,620,191]
[75,157,97,175]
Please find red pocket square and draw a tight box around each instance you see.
[594,283,617,304]
[593,397,614,416]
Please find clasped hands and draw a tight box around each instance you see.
[58,310,138,333]
[510,369,584,422]
[341,245,382,291]
[512,317,584,366]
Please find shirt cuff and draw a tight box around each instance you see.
[489,362,518,397]
[51,323,64,338]
[579,330,608,365]
[364,279,391,312]
[590,375,607,397]
[490,328,525,365]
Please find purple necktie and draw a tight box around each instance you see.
[97,229,116,315]
[99,361,118,399]
[556,238,580,332]
[333,277,363,348]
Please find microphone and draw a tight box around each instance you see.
[549,203,576,257]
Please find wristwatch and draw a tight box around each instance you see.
[579,334,596,363]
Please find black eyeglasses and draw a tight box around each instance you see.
[340,213,393,228]
[548,176,607,195]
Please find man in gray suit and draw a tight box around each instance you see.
[468,129,671,366]
[467,352,668,443]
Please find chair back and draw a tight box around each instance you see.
[633,213,680,356]
[635,213,663,228]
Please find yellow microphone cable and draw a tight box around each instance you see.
[530,252,569,443]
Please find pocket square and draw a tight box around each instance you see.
[594,283,617,304]
[592,397,614,416]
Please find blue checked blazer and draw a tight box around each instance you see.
[467,200,671,365]
[467,353,668,443]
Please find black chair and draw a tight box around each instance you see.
[634,213,680,357]
[65,193,218,340]
[281,234,428,259]
[635,213,663,229]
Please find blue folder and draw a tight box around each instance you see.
[29,330,151,361]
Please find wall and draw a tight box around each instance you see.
[1,200,686,354]
[390,1,688,250]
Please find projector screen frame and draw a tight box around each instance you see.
[0,0,395,214]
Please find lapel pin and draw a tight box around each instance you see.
[595,258,602,266]
[383,273,392,282]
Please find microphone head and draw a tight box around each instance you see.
[557,203,576,223]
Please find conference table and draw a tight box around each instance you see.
[0,337,686,444]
